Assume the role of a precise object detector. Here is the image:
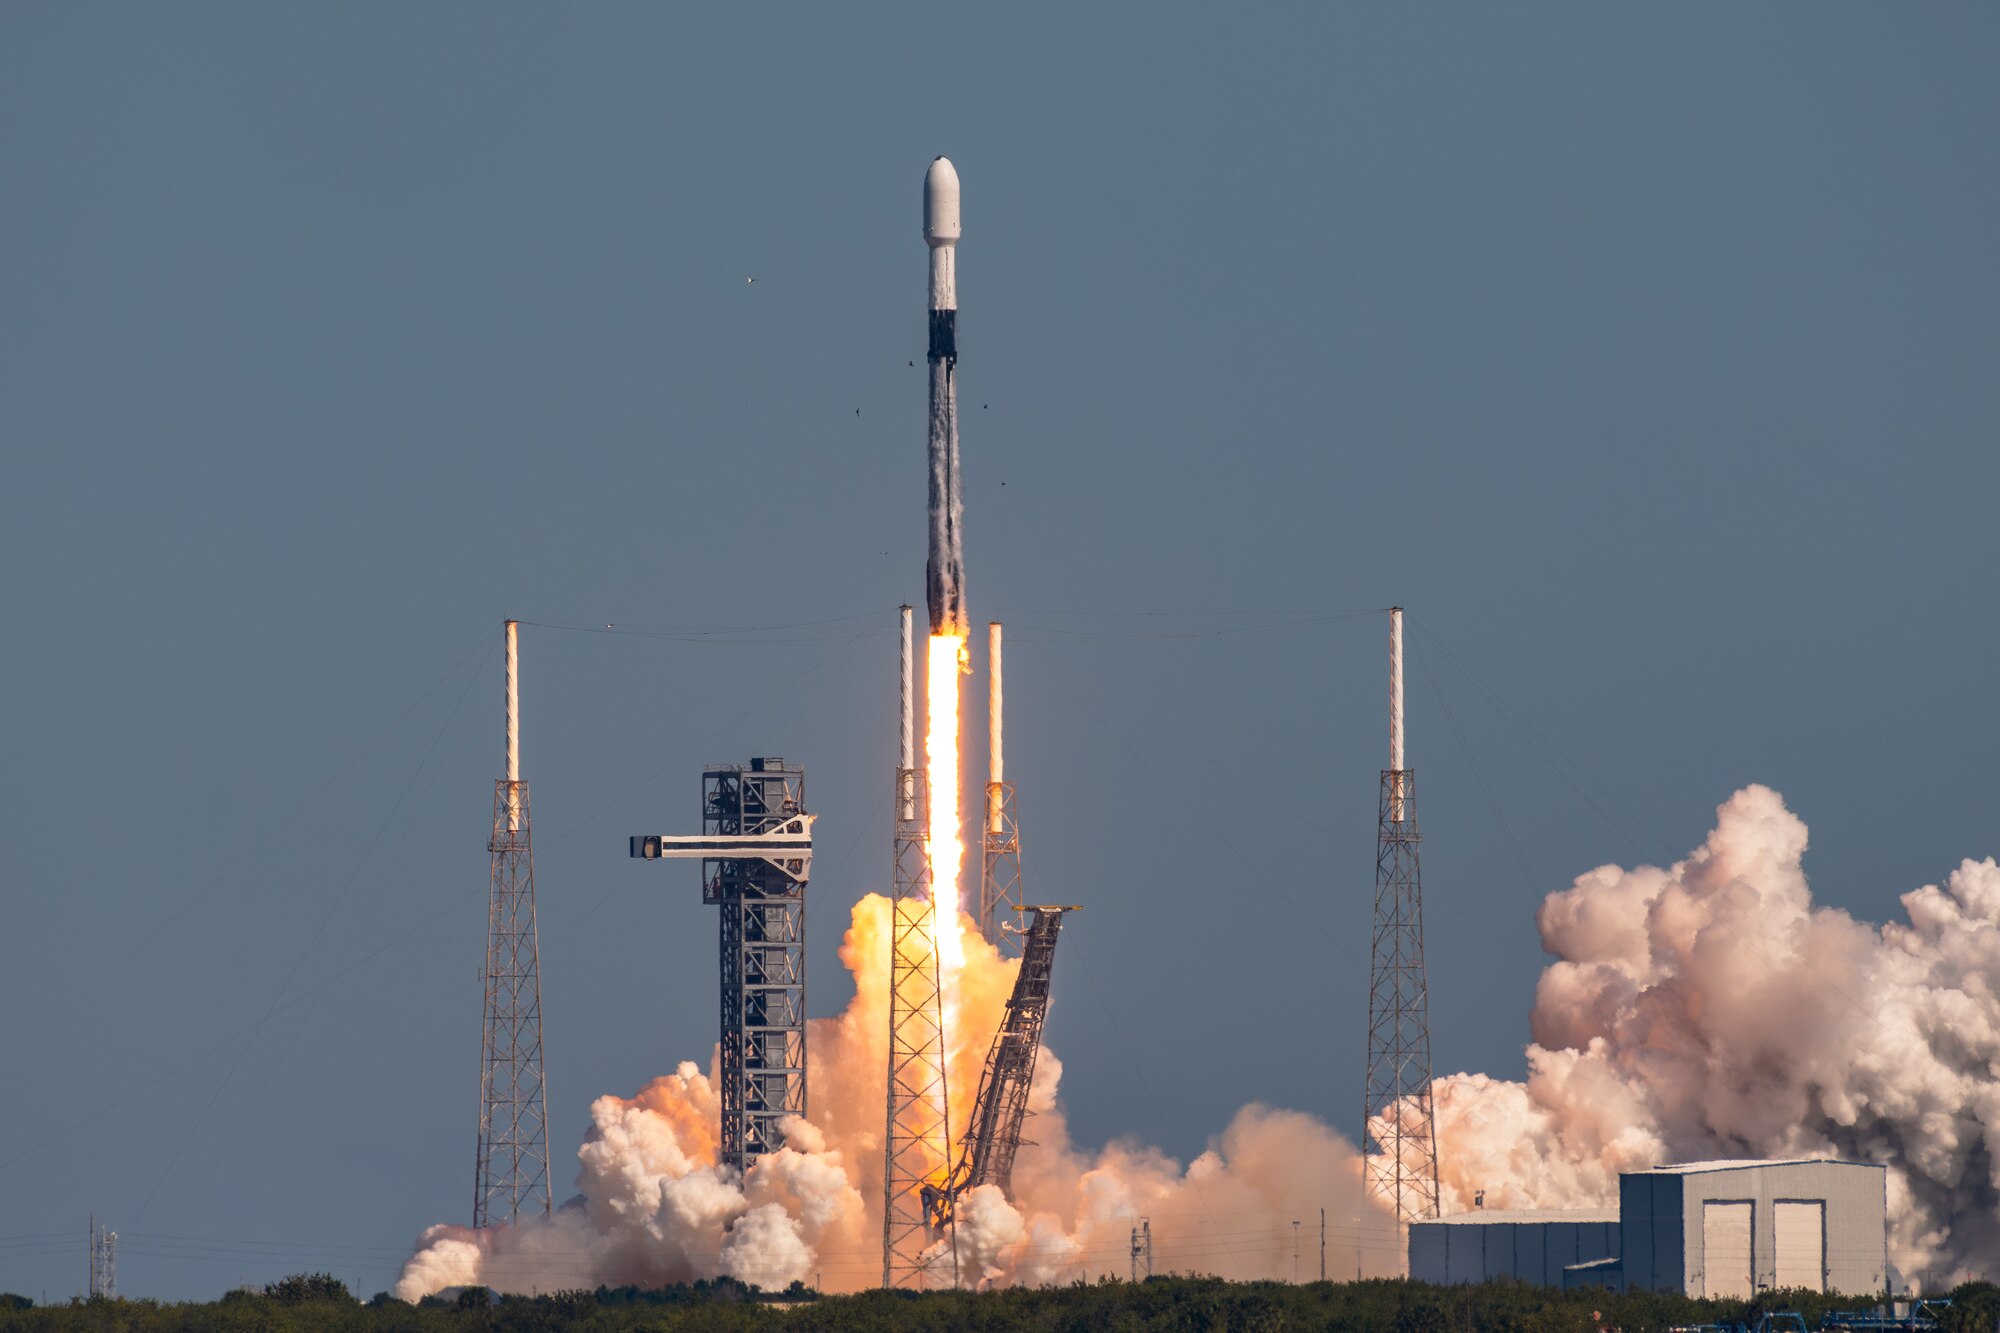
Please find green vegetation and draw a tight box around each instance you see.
[0,1276,1989,1333]
[1939,1284,2000,1333]
[262,1275,359,1306]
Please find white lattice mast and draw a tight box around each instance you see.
[475,620,552,1227]
[885,606,956,1287]
[979,622,1024,951]
[1362,607,1441,1223]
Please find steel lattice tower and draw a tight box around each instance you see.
[1363,607,1441,1223]
[475,620,552,1228]
[979,622,1024,952]
[886,606,956,1288]
[703,758,809,1169]
[628,764,813,1173]
[87,1216,116,1300]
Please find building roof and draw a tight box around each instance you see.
[1421,1208,1620,1226]
[1629,1157,1882,1176]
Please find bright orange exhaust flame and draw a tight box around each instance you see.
[926,633,967,973]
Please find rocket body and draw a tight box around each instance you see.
[924,156,967,636]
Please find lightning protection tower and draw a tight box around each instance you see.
[885,605,955,1289]
[1362,607,1441,1223]
[475,620,552,1228]
[979,622,1025,952]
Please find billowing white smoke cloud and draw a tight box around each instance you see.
[400,784,2000,1297]
[398,895,1400,1298]
[395,1067,869,1299]
[1428,785,2000,1285]
[947,1094,1400,1288]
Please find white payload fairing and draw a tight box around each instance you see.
[925,156,967,637]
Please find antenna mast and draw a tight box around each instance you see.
[87,1216,116,1300]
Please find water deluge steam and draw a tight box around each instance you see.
[399,783,2000,1296]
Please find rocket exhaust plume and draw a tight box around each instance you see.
[397,897,1399,1297]
[926,636,967,975]
[394,783,2000,1296]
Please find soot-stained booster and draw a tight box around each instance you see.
[924,156,967,636]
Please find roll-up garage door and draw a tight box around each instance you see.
[1774,1201,1825,1291]
[1702,1201,1754,1298]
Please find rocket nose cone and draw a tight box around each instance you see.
[924,156,961,246]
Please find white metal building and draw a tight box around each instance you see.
[1620,1159,1887,1298]
[1407,1208,1619,1286]
[1408,1158,1888,1298]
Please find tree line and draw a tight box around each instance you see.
[2,1274,1995,1332]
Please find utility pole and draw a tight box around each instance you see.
[1293,1219,1301,1283]
[1320,1208,1326,1283]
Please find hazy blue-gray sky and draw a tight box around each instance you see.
[2,2,1995,1302]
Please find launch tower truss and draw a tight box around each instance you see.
[705,760,810,1170]
[475,620,552,1228]
[1362,608,1441,1223]
[924,905,1076,1231]
[628,758,813,1173]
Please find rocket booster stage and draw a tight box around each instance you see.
[925,156,967,636]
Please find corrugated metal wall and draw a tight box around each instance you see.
[1407,1219,1618,1286]
[1409,1161,1885,1296]
[1634,1162,1886,1296]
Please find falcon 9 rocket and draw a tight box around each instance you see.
[924,156,966,637]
